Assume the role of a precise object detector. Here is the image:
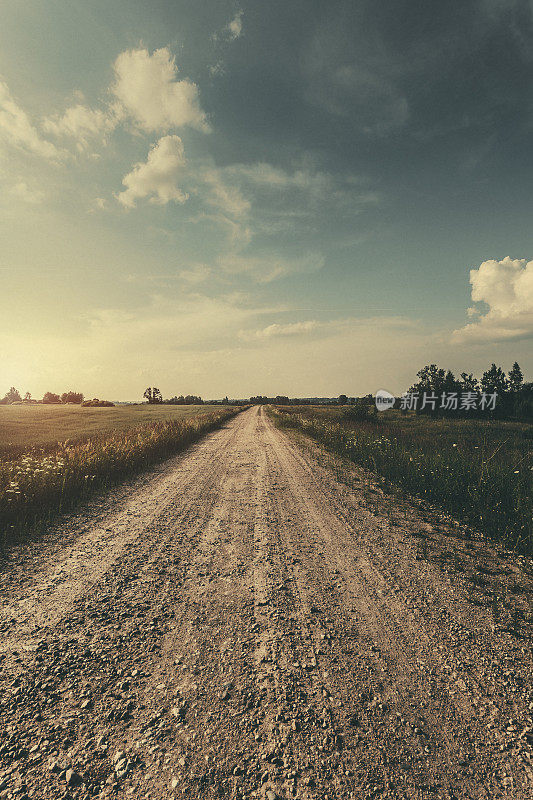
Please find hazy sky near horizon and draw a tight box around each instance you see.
[1,0,533,400]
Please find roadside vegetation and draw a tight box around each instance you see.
[0,407,241,547]
[270,406,532,555]
[0,403,227,461]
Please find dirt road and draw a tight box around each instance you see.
[0,406,532,800]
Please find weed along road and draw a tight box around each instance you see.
[0,406,531,800]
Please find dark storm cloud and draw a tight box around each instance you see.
[205,0,533,175]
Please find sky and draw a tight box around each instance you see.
[1,0,532,401]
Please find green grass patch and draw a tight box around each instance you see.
[270,406,532,554]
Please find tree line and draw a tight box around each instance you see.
[143,387,205,405]
[407,361,531,418]
[0,388,84,405]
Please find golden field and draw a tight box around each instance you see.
[0,403,222,460]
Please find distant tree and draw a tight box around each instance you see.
[338,394,348,405]
[143,387,163,404]
[412,365,447,394]
[61,391,83,404]
[2,387,22,404]
[409,365,449,413]
[344,397,378,422]
[508,362,523,393]
[24,391,32,401]
[443,370,458,393]
[515,381,533,420]
[481,364,508,395]
[42,392,61,404]
[458,372,479,393]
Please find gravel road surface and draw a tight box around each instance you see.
[0,406,531,800]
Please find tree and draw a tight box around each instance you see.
[61,391,83,404]
[458,372,479,393]
[42,392,61,404]
[24,391,32,401]
[338,394,348,405]
[409,365,450,413]
[481,364,508,396]
[143,387,162,404]
[2,387,22,404]
[443,370,458,393]
[508,362,523,393]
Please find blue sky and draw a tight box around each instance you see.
[1,0,532,399]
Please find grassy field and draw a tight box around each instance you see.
[0,404,222,460]
[0,405,241,546]
[271,406,532,554]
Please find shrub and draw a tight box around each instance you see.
[81,399,115,407]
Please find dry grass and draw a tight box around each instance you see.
[0,407,241,546]
[0,404,222,460]
[271,406,532,554]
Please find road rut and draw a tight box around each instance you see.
[0,406,531,800]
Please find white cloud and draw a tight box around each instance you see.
[200,166,251,219]
[246,320,320,339]
[42,103,117,150]
[11,181,45,204]
[89,197,108,212]
[221,161,380,212]
[112,47,210,134]
[228,162,329,192]
[212,10,244,44]
[227,11,244,40]
[453,257,533,342]
[116,135,188,208]
[0,81,61,159]
[219,251,325,283]
[178,264,211,284]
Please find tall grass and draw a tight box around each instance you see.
[271,407,532,555]
[0,408,240,547]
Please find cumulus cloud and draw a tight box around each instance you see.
[42,103,117,150]
[112,47,210,134]
[453,257,533,342]
[116,135,188,208]
[0,81,61,159]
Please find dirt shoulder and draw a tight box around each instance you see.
[0,406,531,800]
